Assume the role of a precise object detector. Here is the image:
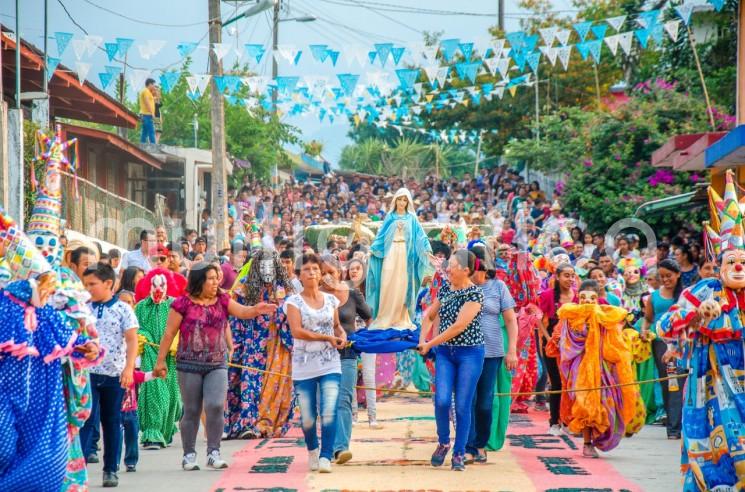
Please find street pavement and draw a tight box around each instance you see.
[88,395,681,492]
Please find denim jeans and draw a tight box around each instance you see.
[121,410,139,467]
[81,374,125,473]
[334,359,357,454]
[294,373,341,460]
[434,345,485,457]
[88,411,101,454]
[466,356,502,455]
[140,114,156,143]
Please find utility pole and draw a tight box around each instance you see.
[272,0,280,108]
[498,0,504,31]
[208,0,228,251]
[9,0,24,224]
[271,0,280,191]
[474,129,483,175]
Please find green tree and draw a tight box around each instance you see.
[340,138,475,178]
[153,61,299,182]
[505,83,720,232]
[303,140,324,157]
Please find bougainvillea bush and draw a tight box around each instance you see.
[505,80,732,233]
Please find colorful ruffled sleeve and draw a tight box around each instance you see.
[656,278,723,349]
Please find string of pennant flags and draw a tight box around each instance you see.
[36,0,719,132]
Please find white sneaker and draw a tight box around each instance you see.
[308,448,320,471]
[319,457,332,473]
[182,452,199,471]
[206,450,228,469]
[369,420,383,430]
[548,424,562,436]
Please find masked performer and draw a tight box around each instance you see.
[25,126,103,491]
[557,279,637,459]
[225,249,295,438]
[657,170,745,491]
[616,257,657,424]
[135,268,184,449]
[0,203,85,491]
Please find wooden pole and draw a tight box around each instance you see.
[687,25,717,131]
[208,0,228,251]
[593,63,601,108]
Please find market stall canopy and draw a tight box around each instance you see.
[634,185,708,217]
[706,125,745,168]
[1,28,139,128]
[652,134,708,168]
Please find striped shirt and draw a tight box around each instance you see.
[480,279,516,358]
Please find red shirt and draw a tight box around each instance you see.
[538,288,578,321]
[501,228,516,245]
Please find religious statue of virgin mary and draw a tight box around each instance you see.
[367,188,433,329]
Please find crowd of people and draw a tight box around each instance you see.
[6,153,742,492]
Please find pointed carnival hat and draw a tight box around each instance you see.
[705,169,745,261]
[0,208,53,282]
[27,125,78,268]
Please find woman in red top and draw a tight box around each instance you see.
[153,263,276,472]
[537,263,577,435]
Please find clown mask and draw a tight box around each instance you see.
[260,258,276,284]
[150,274,167,304]
[31,234,60,265]
[720,250,745,290]
[579,289,599,305]
[623,267,641,285]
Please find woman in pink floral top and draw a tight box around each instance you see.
[153,263,276,472]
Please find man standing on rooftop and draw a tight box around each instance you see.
[139,78,157,144]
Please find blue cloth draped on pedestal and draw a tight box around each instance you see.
[349,328,420,354]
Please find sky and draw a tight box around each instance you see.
[1,0,572,163]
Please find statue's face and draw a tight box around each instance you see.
[721,250,745,290]
[150,274,167,304]
[623,266,641,285]
[395,196,408,212]
[579,290,598,305]
[260,258,276,284]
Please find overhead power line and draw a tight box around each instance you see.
[81,0,218,27]
[317,0,579,17]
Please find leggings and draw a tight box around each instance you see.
[361,353,377,421]
[542,321,562,426]
[178,368,228,455]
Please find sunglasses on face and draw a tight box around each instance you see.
[152,256,167,263]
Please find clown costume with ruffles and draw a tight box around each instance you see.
[657,170,745,491]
